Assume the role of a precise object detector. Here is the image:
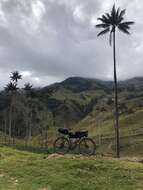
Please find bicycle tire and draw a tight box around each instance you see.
[78,138,96,156]
[54,137,70,154]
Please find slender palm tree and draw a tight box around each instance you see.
[5,82,18,139]
[10,71,22,139]
[96,4,134,158]
[23,82,33,144]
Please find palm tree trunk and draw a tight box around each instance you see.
[28,112,32,142]
[25,116,29,146]
[9,103,12,142]
[113,30,120,158]
[12,108,16,144]
[13,92,16,144]
[4,111,7,143]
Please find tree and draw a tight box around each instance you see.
[23,82,33,144]
[10,71,22,139]
[5,82,18,139]
[96,4,134,157]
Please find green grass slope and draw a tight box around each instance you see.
[75,107,143,157]
[0,146,143,190]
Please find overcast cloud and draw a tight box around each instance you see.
[0,0,142,88]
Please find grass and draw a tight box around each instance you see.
[74,107,143,157]
[0,146,143,190]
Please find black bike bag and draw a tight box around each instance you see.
[58,128,69,135]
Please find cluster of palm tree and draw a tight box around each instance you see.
[5,71,22,139]
[96,4,134,157]
[1,71,54,146]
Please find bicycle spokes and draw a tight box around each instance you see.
[54,137,70,154]
[79,138,96,155]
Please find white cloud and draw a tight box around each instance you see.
[21,71,33,77]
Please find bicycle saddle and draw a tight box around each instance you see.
[58,128,69,135]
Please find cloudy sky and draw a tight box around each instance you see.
[0,0,142,88]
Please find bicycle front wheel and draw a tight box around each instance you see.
[78,138,96,156]
[54,137,70,154]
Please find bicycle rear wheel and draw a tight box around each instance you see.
[78,138,96,155]
[54,137,70,154]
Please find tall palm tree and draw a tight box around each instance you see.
[5,71,22,141]
[96,4,134,158]
[10,71,22,138]
[5,82,18,139]
[23,82,33,144]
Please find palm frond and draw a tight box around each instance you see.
[118,16,124,23]
[97,27,110,36]
[121,21,134,25]
[116,7,120,17]
[119,23,130,29]
[116,7,121,23]
[119,9,126,18]
[102,15,111,24]
[97,15,110,24]
[118,24,130,34]
[111,4,116,21]
[97,17,106,23]
[96,23,110,28]
[106,13,111,20]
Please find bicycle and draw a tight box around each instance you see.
[54,128,96,155]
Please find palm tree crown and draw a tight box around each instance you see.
[24,83,33,92]
[5,82,18,92]
[96,4,134,44]
[10,71,22,83]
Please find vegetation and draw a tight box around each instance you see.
[0,71,53,146]
[0,146,143,190]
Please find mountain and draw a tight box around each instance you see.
[38,77,143,126]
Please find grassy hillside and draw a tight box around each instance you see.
[0,146,143,190]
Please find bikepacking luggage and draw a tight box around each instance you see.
[58,128,88,138]
[69,131,88,138]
